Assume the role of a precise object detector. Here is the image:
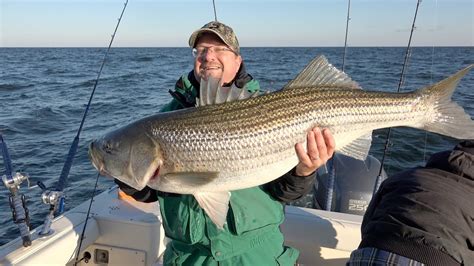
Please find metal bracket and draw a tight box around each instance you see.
[2,173,32,247]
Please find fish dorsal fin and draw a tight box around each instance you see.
[338,132,373,161]
[197,77,260,107]
[194,191,231,229]
[283,55,361,90]
[198,77,220,107]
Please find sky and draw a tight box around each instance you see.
[0,0,473,47]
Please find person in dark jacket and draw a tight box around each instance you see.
[117,21,335,265]
[347,140,474,266]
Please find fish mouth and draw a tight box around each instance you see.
[137,160,161,187]
[150,166,160,181]
[89,142,110,177]
[88,142,106,175]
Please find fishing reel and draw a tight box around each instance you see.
[39,183,64,207]
[2,173,32,224]
[2,172,30,190]
[37,181,65,237]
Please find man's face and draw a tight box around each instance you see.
[193,33,242,85]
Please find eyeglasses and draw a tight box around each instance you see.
[192,46,236,57]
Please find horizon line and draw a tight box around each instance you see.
[1,45,472,48]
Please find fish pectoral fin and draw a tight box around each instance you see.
[283,55,361,90]
[338,132,372,161]
[194,191,231,229]
[163,172,219,186]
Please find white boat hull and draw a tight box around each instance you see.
[0,186,361,265]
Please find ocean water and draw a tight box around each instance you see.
[0,47,473,246]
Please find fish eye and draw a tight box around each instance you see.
[103,142,113,154]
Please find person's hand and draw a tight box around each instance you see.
[294,127,335,177]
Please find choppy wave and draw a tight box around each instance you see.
[71,79,100,89]
[43,68,69,75]
[135,56,154,62]
[0,83,34,91]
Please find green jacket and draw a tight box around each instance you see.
[159,73,299,265]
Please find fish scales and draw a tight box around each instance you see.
[89,55,473,228]
[151,88,424,176]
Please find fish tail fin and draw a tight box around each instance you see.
[422,64,474,139]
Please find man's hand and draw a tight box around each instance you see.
[294,128,335,177]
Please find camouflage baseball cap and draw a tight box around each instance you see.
[188,21,240,54]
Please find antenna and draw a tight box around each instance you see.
[212,0,218,21]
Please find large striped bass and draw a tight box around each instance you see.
[89,56,474,227]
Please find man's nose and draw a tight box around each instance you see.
[202,48,217,61]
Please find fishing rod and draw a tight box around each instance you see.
[73,1,129,264]
[423,0,439,164]
[323,0,352,212]
[341,0,351,73]
[38,0,129,238]
[1,134,32,247]
[373,0,422,195]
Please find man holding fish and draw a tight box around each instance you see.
[113,21,335,265]
[90,19,473,265]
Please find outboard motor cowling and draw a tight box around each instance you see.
[312,153,387,216]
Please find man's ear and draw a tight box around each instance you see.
[237,55,242,65]
[234,55,242,71]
